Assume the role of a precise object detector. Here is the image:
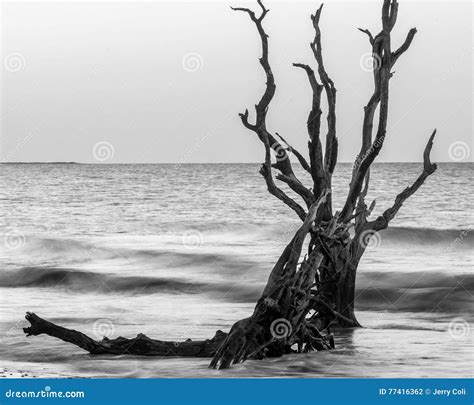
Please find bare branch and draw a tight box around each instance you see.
[293,62,327,196]
[233,1,315,215]
[256,0,269,20]
[232,2,274,130]
[230,6,258,22]
[357,28,374,45]
[237,109,256,131]
[381,0,392,30]
[275,173,314,207]
[388,0,399,30]
[342,0,408,221]
[293,63,322,93]
[260,169,307,221]
[310,5,338,179]
[260,159,307,222]
[368,130,437,231]
[392,28,417,66]
[275,132,311,174]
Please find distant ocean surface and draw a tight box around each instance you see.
[0,162,472,378]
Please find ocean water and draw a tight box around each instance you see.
[0,162,472,378]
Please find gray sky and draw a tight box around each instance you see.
[1,0,472,163]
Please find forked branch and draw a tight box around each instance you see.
[341,0,419,221]
[233,1,315,218]
[368,130,437,231]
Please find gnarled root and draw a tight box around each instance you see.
[209,318,267,369]
[209,313,335,369]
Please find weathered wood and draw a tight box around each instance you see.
[368,130,437,232]
[210,192,337,369]
[23,312,226,357]
[292,63,325,198]
[233,0,315,218]
[310,5,338,182]
[222,0,437,353]
[341,0,406,221]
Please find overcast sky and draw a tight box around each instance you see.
[1,0,472,163]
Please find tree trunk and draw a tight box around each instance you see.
[335,263,361,327]
[210,193,338,369]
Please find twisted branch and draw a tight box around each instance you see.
[233,1,315,217]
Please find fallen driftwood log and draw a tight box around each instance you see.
[23,312,227,357]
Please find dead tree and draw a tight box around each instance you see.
[209,0,436,368]
[23,0,437,369]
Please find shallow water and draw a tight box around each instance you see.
[0,163,472,377]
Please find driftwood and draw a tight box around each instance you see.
[23,312,227,357]
[210,0,437,368]
[23,0,437,369]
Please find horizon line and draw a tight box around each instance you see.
[1,161,472,165]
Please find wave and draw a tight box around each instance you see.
[356,271,473,313]
[32,225,474,247]
[2,225,471,271]
[151,223,473,250]
[1,234,265,274]
[131,250,261,274]
[3,236,115,264]
[1,267,472,313]
[0,267,262,303]
[379,226,473,249]
[355,285,471,313]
